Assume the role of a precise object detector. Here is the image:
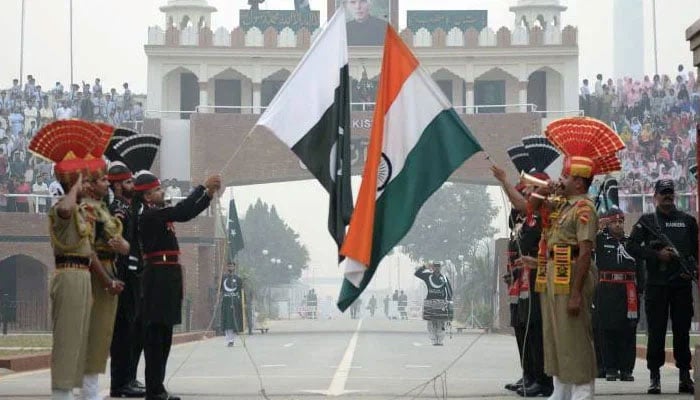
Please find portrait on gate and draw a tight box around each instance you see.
[336,0,390,46]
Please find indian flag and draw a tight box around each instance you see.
[337,27,484,311]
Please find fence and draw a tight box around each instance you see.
[1,299,50,333]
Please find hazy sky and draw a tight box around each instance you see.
[0,0,697,93]
[2,0,698,296]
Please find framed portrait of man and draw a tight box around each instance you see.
[333,0,391,46]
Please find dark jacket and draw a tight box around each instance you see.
[139,186,212,325]
[628,208,698,287]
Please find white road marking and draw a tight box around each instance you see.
[327,365,362,369]
[261,364,287,368]
[300,319,365,397]
[405,364,432,368]
[283,342,295,348]
[412,342,423,347]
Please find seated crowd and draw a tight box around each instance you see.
[0,75,145,212]
[580,65,700,213]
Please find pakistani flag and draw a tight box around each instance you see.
[337,27,484,311]
[227,198,244,263]
[256,7,353,250]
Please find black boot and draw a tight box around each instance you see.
[516,381,552,397]
[619,371,635,382]
[505,377,524,392]
[679,369,694,394]
[648,369,661,395]
[605,369,619,381]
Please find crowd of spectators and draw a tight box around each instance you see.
[580,65,700,213]
[0,75,144,212]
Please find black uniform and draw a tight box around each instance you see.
[221,273,244,332]
[510,213,551,393]
[628,208,698,372]
[109,195,144,392]
[139,186,212,398]
[593,230,642,377]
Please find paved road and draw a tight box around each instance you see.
[0,318,693,399]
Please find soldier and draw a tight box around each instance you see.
[28,120,124,400]
[519,117,625,400]
[492,138,558,397]
[134,171,221,400]
[221,263,243,347]
[628,179,698,395]
[107,161,145,398]
[106,131,161,398]
[81,147,131,400]
[415,263,452,346]
[593,208,642,382]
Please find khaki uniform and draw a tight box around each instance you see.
[48,205,94,390]
[540,194,598,384]
[82,198,122,374]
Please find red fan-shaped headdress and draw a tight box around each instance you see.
[545,117,625,178]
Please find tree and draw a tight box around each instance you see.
[400,182,498,264]
[235,199,310,291]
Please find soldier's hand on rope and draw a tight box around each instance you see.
[106,279,125,295]
[108,237,130,255]
[514,256,537,268]
[567,291,582,316]
[490,165,507,184]
[204,175,222,197]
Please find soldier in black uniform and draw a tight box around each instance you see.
[134,171,221,400]
[628,179,698,395]
[221,263,243,347]
[492,139,559,397]
[106,131,161,398]
[593,208,642,382]
[107,161,145,398]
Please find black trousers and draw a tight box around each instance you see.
[514,324,529,382]
[522,318,551,386]
[110,312,133,389]
[602,325,636,373]
[645,284,693,370]
[144,323,174,397]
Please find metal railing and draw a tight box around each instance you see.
[147,102,563,117]
[0,299,50,333]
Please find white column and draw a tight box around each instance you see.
[465,82,474,114]
[198,81,209,112]
[518,81,528,112]
[252,82,261,114]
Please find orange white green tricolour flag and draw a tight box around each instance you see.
[336,26,484,311]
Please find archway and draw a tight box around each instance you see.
[162,66,199,119]
[261,69,291,108]
[474,67,519,113]
[0,255,49,332]
[431,68,466,109]
[210,68,252,114]
[527,67,564,116]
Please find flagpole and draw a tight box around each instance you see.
[69,0,74,88]
[19,0,25,88]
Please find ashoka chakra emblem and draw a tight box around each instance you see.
[377,153,392,191]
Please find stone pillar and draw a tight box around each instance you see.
[519,81,528,112]
[465,82,475,114]
[252,82,262,114]
[198,81,209,112]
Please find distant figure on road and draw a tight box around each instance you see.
[307,289,318,320]
[383,294,389,317]
[367,295,377,317]
[415,263,452,346]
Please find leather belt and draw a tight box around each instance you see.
[55,255,90,265]
[599,271,636,282]
[97,251,116,261]
[145,255,179,265]
[56,263,90,270]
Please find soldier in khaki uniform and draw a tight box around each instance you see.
[28,120,124,400]
[518,117,625,400]
[81,152,130,400]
